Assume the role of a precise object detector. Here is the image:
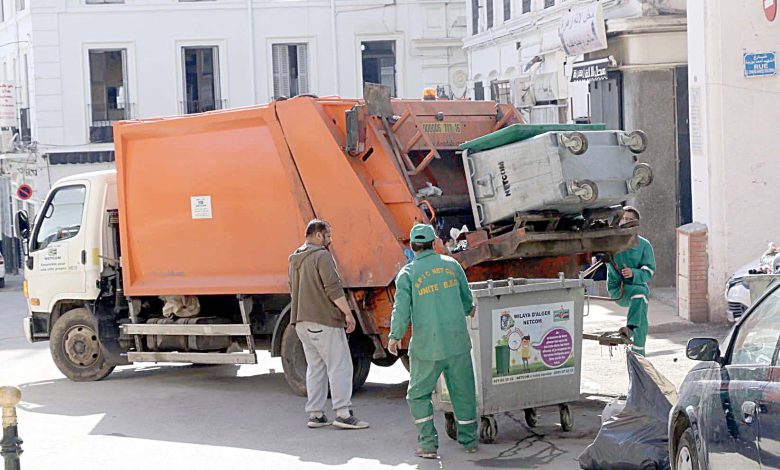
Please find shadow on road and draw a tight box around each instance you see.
[17,363,603,467]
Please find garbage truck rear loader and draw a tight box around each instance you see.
[17,94,647,393]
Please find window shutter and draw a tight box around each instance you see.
[297,45,309,95]
[272,45,291,98]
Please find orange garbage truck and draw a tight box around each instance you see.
[16,92,642,393]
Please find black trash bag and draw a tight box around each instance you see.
[578,351,678,470]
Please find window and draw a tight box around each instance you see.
[474,81,484,101]
[730,288,780,366]
[182,47,221,114]
[361,41,396,98]
[503,0,510,21]
[472,0,479,34]
[491,80,511,104]
[88,49,130,143]
[522,0,531,13]
[486,0,493,28]
[32,186,87,252]
[544,0,555,8]
[272,44,309,99]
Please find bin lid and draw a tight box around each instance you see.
[459,123,607,153]
[468,278,590,298]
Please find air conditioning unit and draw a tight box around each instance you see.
[0,129,16,153]
[532,72,570,102]
[529,104,567,124]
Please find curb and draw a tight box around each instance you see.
[647,320,695,334]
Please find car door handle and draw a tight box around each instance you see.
[743,401,758,424]
[81,250,86,265]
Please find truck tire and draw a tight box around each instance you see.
[50,308,115,382]
[280,323,372,397]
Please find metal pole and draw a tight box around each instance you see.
[0,386,22,470]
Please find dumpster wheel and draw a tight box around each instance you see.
[444,412,457,440]
[479,415,498,444]
[559,404,574,432]
[524,408,537,428]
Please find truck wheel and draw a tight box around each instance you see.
[281,323,308,396]
[280,323,373,397]
[445,412,458,440]
[50,308,115,382]
[524,408,538,428]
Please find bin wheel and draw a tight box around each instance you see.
[445,412,458,440]
[626,130,648,153]
[632,163,654,189]
[479,415,498,444]
[563,132,588,155]
[573,179,599,204]
[524,408,538,428]
[559,404,574,432]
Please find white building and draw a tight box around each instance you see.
[464,0,688,287]
[0,0,469,272]
[687,0,780,321]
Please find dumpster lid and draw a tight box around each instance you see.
[459,123,606,153]
[468,277,589,298]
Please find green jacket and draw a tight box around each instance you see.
[390,250,475,361]
[607,236,656,303]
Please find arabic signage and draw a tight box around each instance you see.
[744,52,776,78]
[571,58,609,82]
[0,82,16,128]
[558,2,608,56]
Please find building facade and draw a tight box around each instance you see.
[464,0,688,287]
[686,0,780,320]
[0,0,469,273]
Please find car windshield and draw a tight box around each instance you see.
[730,287,780,366]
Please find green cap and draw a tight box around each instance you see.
[410,224,436,243]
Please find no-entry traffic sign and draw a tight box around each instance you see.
[766,0,777,22]
[16,184,32,200]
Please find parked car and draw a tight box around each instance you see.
[669,282,780,470]
[0,252,5,288]
[725,258,760,322]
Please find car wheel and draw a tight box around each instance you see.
[675,428,700,470]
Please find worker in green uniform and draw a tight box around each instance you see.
[388,224,478,458]
[607,206,657,356]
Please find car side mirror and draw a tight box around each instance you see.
[15,210,30,240]
[686,337,720,362]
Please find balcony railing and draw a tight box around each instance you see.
[88,103,135,143]
[180,99,227,115]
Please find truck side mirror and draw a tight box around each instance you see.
[686,337,720,362]
[15,210,30,240]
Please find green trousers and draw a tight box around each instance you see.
[407,352,478,451]
[618,285,649,356]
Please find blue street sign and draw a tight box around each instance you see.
[744,52,776,77]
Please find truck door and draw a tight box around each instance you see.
[27,183,89,307]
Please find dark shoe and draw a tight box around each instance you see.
[307,414,330,428]
[415,448,438,459]
[333,412,369,429]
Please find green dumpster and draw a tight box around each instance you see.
[460,123,607,153]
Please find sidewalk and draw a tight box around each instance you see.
[583,285,692,336]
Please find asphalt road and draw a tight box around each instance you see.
[0,274,730,469]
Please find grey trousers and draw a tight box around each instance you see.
[295,321,354,416]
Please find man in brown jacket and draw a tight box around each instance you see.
[288,219,369,430]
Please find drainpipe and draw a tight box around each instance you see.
[330,0,340,95]
[247,0,258,103]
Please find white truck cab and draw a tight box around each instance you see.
[21,170,117,344]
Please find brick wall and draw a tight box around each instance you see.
[677,223,709,322]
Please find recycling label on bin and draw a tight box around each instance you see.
[491,301,575,385]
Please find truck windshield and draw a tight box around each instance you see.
[32,185,87,251]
